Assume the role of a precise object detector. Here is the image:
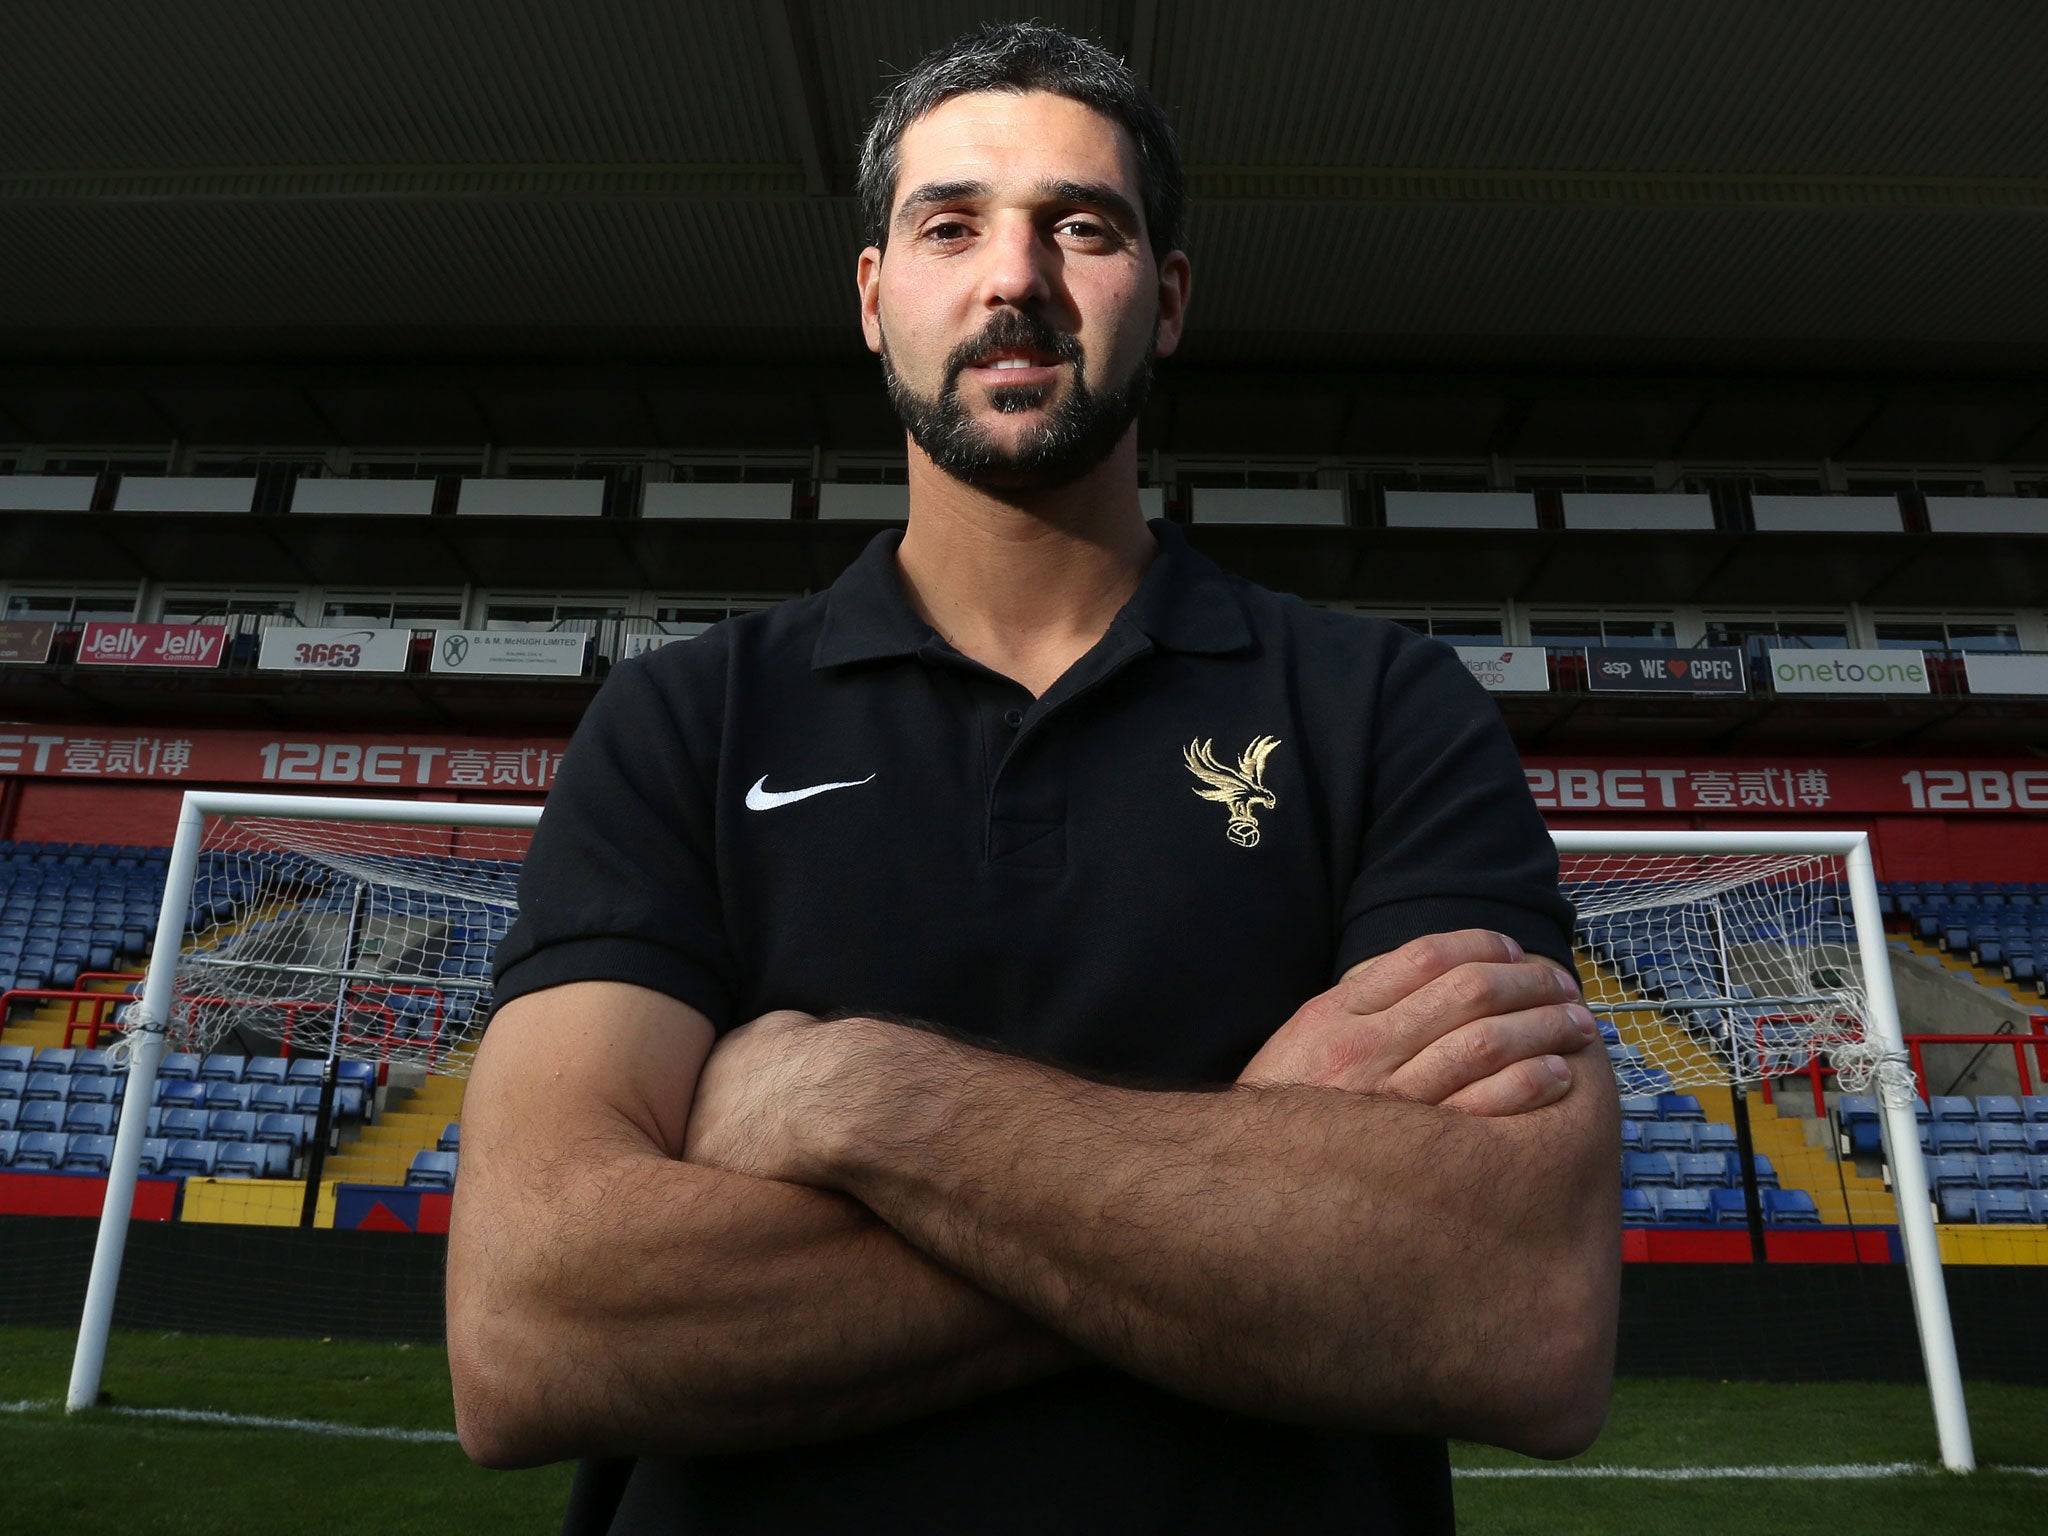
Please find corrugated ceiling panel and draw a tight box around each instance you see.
[1156,0,2048,176]
[0,198,866,329]
[0,0,789,168]
[807,1,1133,171]
[1179,201,2048,341]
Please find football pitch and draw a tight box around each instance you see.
[0,1326,2041,1534]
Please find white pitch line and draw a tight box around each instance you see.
[0,1398,458,1444]
[1456,1463,2048,1480]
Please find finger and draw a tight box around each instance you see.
[1439,1052,1578,1117]
[1384,1001,1600,1104]
[1372,958,1583,1067]
[1336,930,1527,1016]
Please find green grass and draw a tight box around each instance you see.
[2,1326,2043,1534]
[0,1326,571,1536]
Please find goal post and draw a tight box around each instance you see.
[64,800,1973,1471]
[66,790,542,1413]
[1553,829,1972,1473]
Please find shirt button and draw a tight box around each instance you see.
[1003,708,1024,728]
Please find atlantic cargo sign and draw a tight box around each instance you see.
[76,622,228,668]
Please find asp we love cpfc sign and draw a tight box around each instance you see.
[1584,646,1745,694]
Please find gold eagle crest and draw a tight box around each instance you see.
[1184,735,1282,847]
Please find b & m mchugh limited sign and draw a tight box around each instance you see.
[1767,648,1929,695]
[429,629,587,677]
[76,622,228,668]
[1585,646,1744,694]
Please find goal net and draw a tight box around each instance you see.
[1561,846,1874,1097]
[169,813,532,1075]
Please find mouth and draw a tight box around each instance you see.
[959,347,1068,390]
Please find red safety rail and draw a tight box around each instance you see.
[1764,1012,2048,1111]
[339,984,447,1071]
[179,995,320,1055]
[0,987,136,1048]
[1752,1011,1859,1116]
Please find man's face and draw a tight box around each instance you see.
[858,89,1189,492]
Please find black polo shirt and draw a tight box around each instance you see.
[493,519,1575,1536]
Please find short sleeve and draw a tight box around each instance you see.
[491,651,736,1029]
[1333,634,1576,978]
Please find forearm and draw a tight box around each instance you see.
[448,1137,1075,1466]
[802,1031,1619,1456]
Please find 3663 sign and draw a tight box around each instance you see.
[1585,646,1744,694]
[257,627,410,673]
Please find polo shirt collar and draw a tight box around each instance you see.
[812,517,1253,671]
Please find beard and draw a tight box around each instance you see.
[881,308,1154,493]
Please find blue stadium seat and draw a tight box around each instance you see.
[0,1044,31,1074]
[243,1057,290,1088]
[0,1100,18,1132]
[1978,1095,2025,1124]
[253,1113,307,1152]
[1976,1190,2035,1224]
[1930,1095,1976,1123]
[1979,1123,2029,1155]
[0,1128,18,1166]
[158,1107,208,1142]
[1762,1189,1821,1225]
[2030,1191,2048,1222]
[1618,1095,1661,1120]
[207,1109,257,1144]
[1620,1120,1642,1152]
[156,1052,202,1081]
[14,1131,68,1170]
[159,1139,218,1177]
[2028,1155,2048,1190]
[203,1083,255,1113]
[61,1133,116,1175]
[136,1137,171,1176]
[198,1053,246,1084]
[1980,1153,2031,1189]
[215,1141,289,1179]
[1623,1151,1677,1188]
[248,1084,295,1117]
[1650,1188,1711,1224]
[2024,1096,2048,1124]
[67,1072,119,1105]
[1620,1187,1654,1224]
[18,1101,62,1135]
[406,1149,458,1191]
[1927,1154,1981,1192]
[35,1047,78,1076]
[1694,1124,1738,1156]
[22,1071,66,1103]
[63,1102,115,1137]
[1741,1153,1780,1190]
[0,1068,25,1100]
[1707,1188,1755,1225]
[1673,1152,1727,1188]
[438,1122,460,1153]
[1644,1123,1696,1155]
[156,1078,207,1111]
[1931,1123,1980,1156]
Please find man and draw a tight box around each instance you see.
[449,22,1618,1535]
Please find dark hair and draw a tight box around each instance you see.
[856,22,1184,264]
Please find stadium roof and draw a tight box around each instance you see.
[3,1,2046,457]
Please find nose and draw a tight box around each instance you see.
[976,211,1055,312]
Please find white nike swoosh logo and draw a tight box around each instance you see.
[745,773,877,810]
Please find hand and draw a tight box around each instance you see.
[1238,930,1598,1115]
[683,1008,847,1183]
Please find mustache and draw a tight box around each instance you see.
[942,310,1083,389]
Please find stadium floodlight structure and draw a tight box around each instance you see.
[67,790,542,1414]
[1553,829,1971,1472]
[67,803,1972,1471]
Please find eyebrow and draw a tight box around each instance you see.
[892,177,1144,237]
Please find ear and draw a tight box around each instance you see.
[1152,249,1192,360]
[857,245,884,355]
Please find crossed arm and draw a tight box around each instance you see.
[448,931,1620,1469]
